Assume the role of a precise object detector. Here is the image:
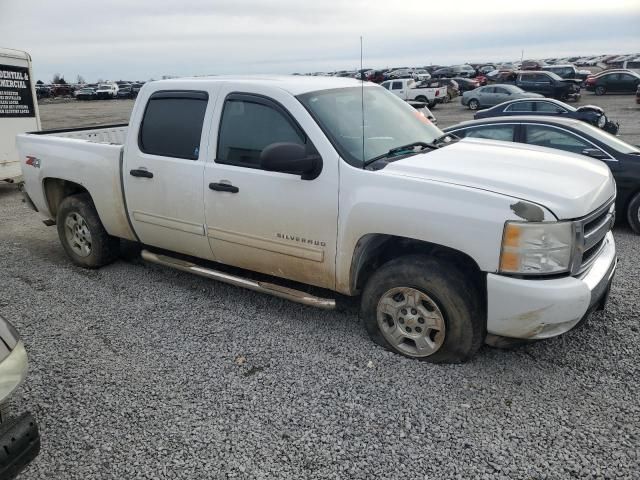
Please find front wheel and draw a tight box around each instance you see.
[595,86,606,96]
[627,192,640,234]
[56,193,120,268]
[360,255,485,363]
[468,99,480,110]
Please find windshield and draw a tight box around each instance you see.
[297,86,443,167]
[573,122,640,154]
[98,84,111,89]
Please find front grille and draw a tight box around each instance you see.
[571,198,615,275]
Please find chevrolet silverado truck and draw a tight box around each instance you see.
[0,315,40,478]
[18,76,617,363]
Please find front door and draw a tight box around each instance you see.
[203,87,339,289]
[123,89,216,260]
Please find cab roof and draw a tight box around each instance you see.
[150,75,366,96]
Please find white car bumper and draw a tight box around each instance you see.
[486,231,616,339]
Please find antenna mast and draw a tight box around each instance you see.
[360,36,365,164]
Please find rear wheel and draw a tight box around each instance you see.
[627,192,640,234]
[415,95,428,103]
[56,193,119,268]
[468,99,480,110]
[360,255,485,363]
[595,86,606,96]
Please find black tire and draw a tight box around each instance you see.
[56,193,119,268]
[468,99,480,110]
[626,192,640,234]
[415,95,428,103]
[360,255,485,363]
[595,86,606,96]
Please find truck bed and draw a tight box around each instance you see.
[17,124,137,242]
[31,124,128,145]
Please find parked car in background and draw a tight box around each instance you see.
[542,64,590,82]
[521,59,547,70]
[364,71,383,84]
[35,85,51,99]
[95,83,118,99]
[452,77,480,92]
[412,69,431,81]
[388,68,414,79]
[0,314,41,479]
[407,100,437,124]
[116,86,134,99]
[637,84,640,104]
[75,87,96,101]
[432,78,459,102]
[585,71,640,95]
[510,71,582,100]
[444,116,640,232]
[432,64,476,79]
[131,83,144,97]
[473,98,619,134]
[381,78,447,108]
[477,64,496,74]
[461,84,543,110]
[50,84,73,97]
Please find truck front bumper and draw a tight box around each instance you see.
[486,231,616,339]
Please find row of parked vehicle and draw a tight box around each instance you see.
[35,81,145,100]
[75,81,144,100]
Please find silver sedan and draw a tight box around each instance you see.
[461,84,543,110]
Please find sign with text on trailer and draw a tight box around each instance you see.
[0,47,41,183]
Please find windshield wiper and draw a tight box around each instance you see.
[364,141,436,166]
[432,133,458,146]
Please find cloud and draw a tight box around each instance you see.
[1,0,638,82]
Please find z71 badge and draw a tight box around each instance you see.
[25,156,40,168]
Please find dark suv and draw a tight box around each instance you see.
[512,71,581,101]
[542,64,589,82]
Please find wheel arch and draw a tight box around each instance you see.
[349,234,486,300]
[42,177,91,220]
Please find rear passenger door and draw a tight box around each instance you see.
[123,89,217,260]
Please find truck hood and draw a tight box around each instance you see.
[383,138,614,219]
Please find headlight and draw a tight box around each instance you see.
[598,114,607,128]
[499,221,573,275]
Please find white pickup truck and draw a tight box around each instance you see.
[380,78,447,108]
[18,76,617,363]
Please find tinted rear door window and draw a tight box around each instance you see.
[139,92,208,160]
[464,125,515,141]
[506,101,534,112]
[524,125,590,154]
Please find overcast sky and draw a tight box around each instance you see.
[1,0,639,83]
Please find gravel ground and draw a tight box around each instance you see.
[1,94,639,479]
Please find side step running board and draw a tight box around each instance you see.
[141,250,336,310]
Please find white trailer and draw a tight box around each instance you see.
[0,47,41,183]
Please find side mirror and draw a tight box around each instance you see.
[260,142,322,180]
[581,148,609,160]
